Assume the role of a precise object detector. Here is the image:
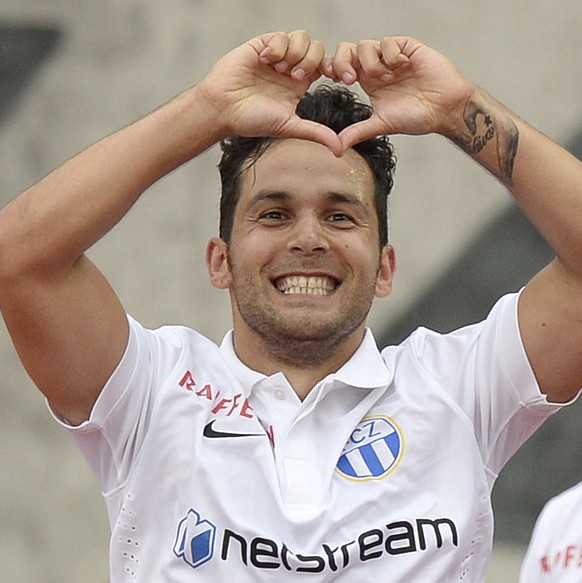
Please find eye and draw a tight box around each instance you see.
[327,212,354,225]
[259,210,288,222]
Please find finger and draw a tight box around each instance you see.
[378,37,412,69]
[357,39,397,82]
[270,29,311,74]
[338,117,385,151]
[285,29,312,66]
[329,42,359,85]
[257,31,291,67]
[320,54,335,79]
[285,118,343,157]
[290,39,325,82]
[259,30,321,77]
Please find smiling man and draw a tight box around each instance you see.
[208,136,395,396]
[1,31,582,582]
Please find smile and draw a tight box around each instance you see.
[275,275,337,296]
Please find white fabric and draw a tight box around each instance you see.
[51,292,569,582]
[520,481,582,582]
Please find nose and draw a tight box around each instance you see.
[287,214,329,255]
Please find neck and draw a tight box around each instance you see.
[232,329,365,400]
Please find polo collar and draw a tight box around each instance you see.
[219,328,394,397]
[333,328,394,389]
[219,330,265,397]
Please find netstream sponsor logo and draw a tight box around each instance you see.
[174,509,216,569]
[173,509,458,573]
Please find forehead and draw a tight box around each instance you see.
[239,139,375,205]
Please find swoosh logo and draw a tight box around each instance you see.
[203,420,264,439]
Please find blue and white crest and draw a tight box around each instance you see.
[173,509,216,569]
[336,416,404,481]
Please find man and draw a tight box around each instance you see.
[520,481,582,581]
[0,30,581,581]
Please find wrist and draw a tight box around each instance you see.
[175,85,232,146]
[442,87,520,186]
[438,83,480,138]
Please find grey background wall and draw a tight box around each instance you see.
[1,1,581,581]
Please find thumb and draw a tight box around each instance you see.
[338,118,385,151]
[287,117,343,157]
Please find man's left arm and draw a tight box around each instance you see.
[473,100,582,403]
[443,87,582,402]
[327,36,582,402]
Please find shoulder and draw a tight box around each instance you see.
[114,316,227,394]
[540,481,582,518]
[381,292,522,368]
[128,316,219,356]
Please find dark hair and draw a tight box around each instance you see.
[218,84,396,247]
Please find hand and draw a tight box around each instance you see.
[196,30,342,155]
[322,37,475,151]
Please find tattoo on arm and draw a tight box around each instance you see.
[449,98,519,187]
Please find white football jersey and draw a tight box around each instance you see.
[520,481,582,582]
[52,292,569,582]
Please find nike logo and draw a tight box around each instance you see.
[203,420,264,439]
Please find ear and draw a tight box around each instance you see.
[206,237,232,290]
[374,244,397,298]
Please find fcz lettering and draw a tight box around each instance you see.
[348,419,382,444]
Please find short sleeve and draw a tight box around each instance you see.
[47,316,182,493]
[404,292,575,474]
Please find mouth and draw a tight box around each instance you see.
[274,275,338,296]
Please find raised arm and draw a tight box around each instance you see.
[0,30,340,425]
[327,36,582,402]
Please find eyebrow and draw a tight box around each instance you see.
[246,190,291,209]
[246,189,368,211]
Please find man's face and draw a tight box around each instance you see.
[207,138,395,365]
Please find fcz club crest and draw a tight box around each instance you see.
[336,416,404,481]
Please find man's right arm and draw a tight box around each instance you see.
[0,87,230,426]
[0,30,339,426]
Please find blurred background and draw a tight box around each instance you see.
[1,1,581,581]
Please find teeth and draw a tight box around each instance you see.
[276,276,336,295]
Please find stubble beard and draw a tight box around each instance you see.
[230,270,377,370]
